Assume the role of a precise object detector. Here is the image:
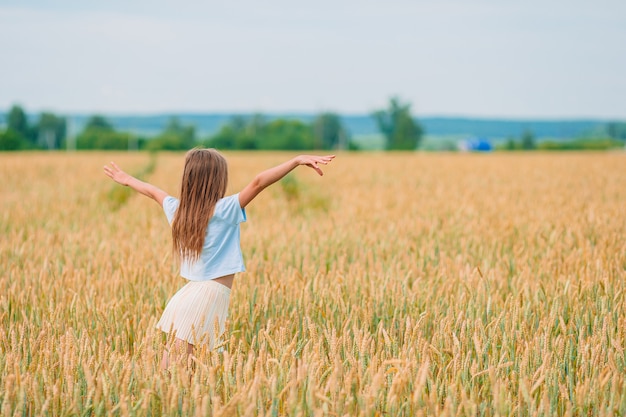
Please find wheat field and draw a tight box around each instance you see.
[1,151,625,416]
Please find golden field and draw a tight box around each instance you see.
[1,151,625,416]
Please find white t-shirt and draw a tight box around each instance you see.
[163,193,247,281]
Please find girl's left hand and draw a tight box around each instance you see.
[103,161,132,186]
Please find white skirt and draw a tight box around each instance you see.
[156,279,231,347]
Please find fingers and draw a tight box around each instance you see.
[300,155,335,176]
[306,163,324,176]
[103,161,122,179]
[314,155,335,164]
[303,155,335,166]
[104,161,124,173]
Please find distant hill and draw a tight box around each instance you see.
[0,111,614,142]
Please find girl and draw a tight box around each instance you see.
[104,149,335,368]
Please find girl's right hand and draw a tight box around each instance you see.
[103,161,132,186]
[295,154,336,176]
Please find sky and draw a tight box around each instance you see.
[1,0,625,119]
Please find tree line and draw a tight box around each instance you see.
[0,98,423,152]
[496,127,625,151]
[0,106,67,151]
[2,99,625,152]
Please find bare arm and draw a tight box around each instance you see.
[103,161,169,206]
[238,154,335,208]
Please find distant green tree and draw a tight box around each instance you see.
[36,112,66,150]
[76,115,132,150]
[207,125,237,149]
[7,104,37,147]
[373,97,423,150]
[76,130,132,150]
[606,122,626,141]
[7,105,30,138]
[206,115,317,150]
[504,136,518,150]
[229,115,247,133]
[244,114,266,148]
[258,119,315,150]
[521,129,536,150]
[312,112,350,150]
[145,117,197,151]
[0,129,26,151]
[165,117,195,139]
[84,115,114,131]
[207,115,260,150]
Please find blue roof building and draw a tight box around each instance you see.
[458,137,493,152]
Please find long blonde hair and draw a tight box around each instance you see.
[172,148,228,260]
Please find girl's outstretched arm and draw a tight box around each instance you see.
[238,154,335,208]
[103,161,169,206]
